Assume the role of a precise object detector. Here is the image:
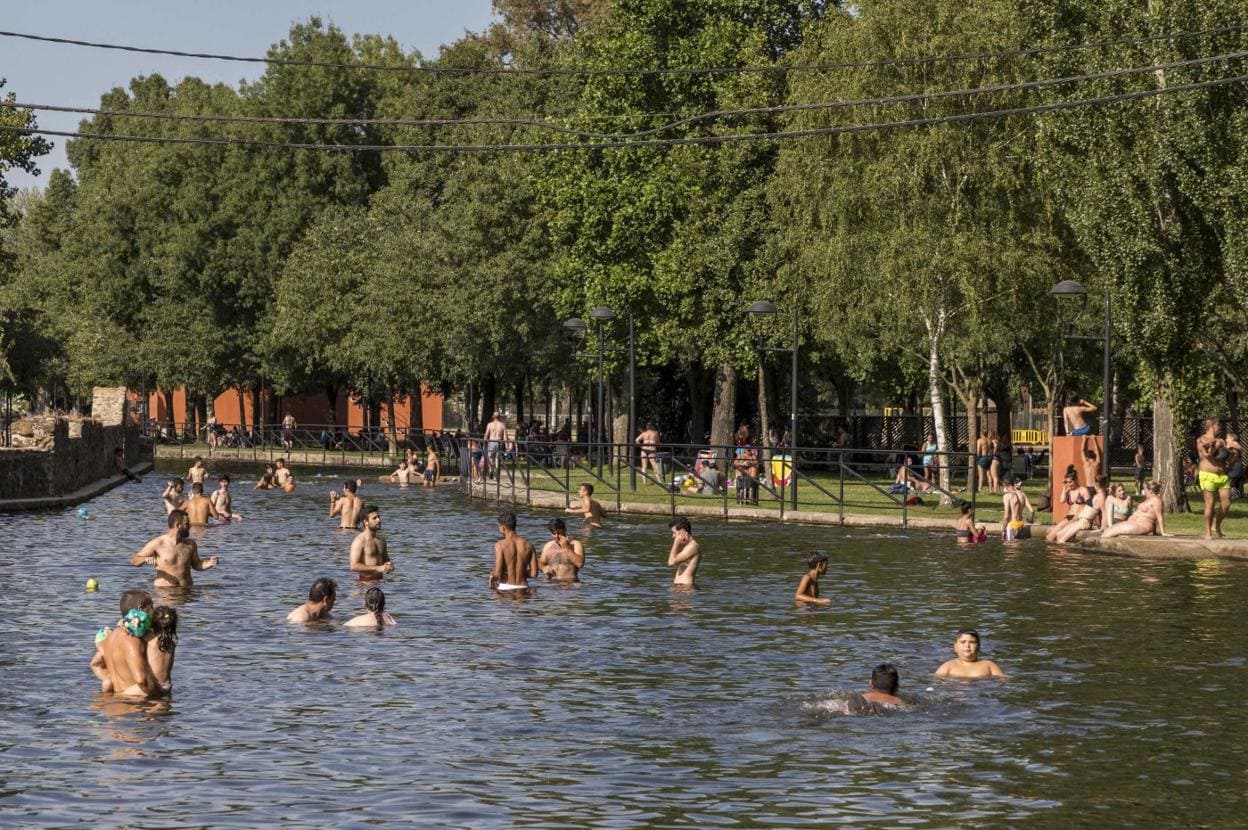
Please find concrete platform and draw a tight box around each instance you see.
[0,463,154,513]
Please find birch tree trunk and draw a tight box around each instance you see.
[923,311,952,504]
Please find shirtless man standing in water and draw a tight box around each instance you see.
[490,511,537,592]
[935,630,1006,679]
[183,482,221,526]
[667,516,701,589]
[349,506,393,581]
[92,589,162,697]
[539,518,585,583]
[330,479,364,529]
[131,510,220,587]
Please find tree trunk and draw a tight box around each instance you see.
[385,396,398,456]
[709,362,737,456]
[687,362,709,445]
[325,385,338,426]
[251,388,261,434]
[162,389,175,434]
[514,378,525,426]
[481,375,497,427]
[236,388,246,430]
[410,386,424,436]
[757,363,771,452]
[1153,370,1184,513]
[924,313,953,504]
[989,382,1012,447]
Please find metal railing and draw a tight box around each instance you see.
[452,436,1044,526]
[145,421,463,468]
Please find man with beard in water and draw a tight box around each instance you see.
[130,509,220,587]
[538,518,584,583]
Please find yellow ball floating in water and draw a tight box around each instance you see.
[86,578,99,592]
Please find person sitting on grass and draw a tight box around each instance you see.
[795,552,830,605]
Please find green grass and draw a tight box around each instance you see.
[157,444,1248,538]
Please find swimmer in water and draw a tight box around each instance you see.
[186,456,208,486]
[344,586,397,627]
[147,606,178,691]
[274,459,292,488]
[954,503,975,542]
[210,474,240,520]
[131,509,220,587]
[162,478,185,514]
[935,630,1006,679]
[566,483,606,529]
[794,552,830,604]
[183,481,222,526]
[539,517,585,583]
[287,577,338,623]
[667,516,701,590]
[422,446,440,489]
[330,479,364,530]
[349,505,393,581]
[255,463,277,490]
[91,589,162,698]
[861,663,905,709]
[490,511,537,592]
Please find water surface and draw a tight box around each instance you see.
[1,463,1245,827]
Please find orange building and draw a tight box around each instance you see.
[142,387,443,433]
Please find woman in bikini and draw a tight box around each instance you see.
[1101,481,1168,538]
[147,606,178,693]
[1045,467,1086,542]
[1054,475,1107,543]
[1102,482,1132,529]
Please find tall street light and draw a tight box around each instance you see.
[562,317,588,455]
[747,300,799,510]
[589,306,616,476]
[1051,279,1111,479]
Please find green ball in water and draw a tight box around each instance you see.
[86,578,99,592]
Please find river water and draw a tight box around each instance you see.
[1,462,1246,828]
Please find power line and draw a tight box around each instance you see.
[0,23,1246,78]
[5,49,1245,141]
[3,70,1244,153]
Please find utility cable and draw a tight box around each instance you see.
[4,49,1245,140]
[2,70,1244,153]
[0,23,1245,77]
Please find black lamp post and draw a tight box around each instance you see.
[589,307,616,476]
[747,300,799,510]
[1051,279,1111,479]
[562,317,588,458]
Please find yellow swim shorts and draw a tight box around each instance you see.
[1198,470,1230,492]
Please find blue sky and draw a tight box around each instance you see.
[4,0,496,189]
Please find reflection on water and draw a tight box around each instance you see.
[1,462,1247,826]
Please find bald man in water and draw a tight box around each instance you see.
[131,509,219,587]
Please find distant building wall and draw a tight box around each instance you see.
[145,387,444,433]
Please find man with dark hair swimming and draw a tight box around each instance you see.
[287,578,338,622]
[349,506,393,581]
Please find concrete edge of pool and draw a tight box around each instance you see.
[0,462,155,513]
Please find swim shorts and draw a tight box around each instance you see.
[1199,470,1230,492]
[977,455,991,469]
[1071,425,1091,436]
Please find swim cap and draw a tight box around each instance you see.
[122,608,151,638]
[95,626,110,645]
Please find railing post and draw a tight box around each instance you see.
[564,455,571,510]
[616,445,622,513]
[838,451,845,525]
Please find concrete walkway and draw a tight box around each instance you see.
[472,486,1248,562]
[0,462,154,513]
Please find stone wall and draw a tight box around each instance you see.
[0,388,149,501]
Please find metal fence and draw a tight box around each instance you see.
[452,435,1052,527]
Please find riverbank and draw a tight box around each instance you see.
[0,462,154,512]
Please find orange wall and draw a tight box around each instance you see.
[145,387,443,432]
[1050,434,1104,511]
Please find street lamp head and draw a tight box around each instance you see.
[563,317,587,334]
[588,306,616,322]
[1049,279,1087,298]
[746,300,779,316]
